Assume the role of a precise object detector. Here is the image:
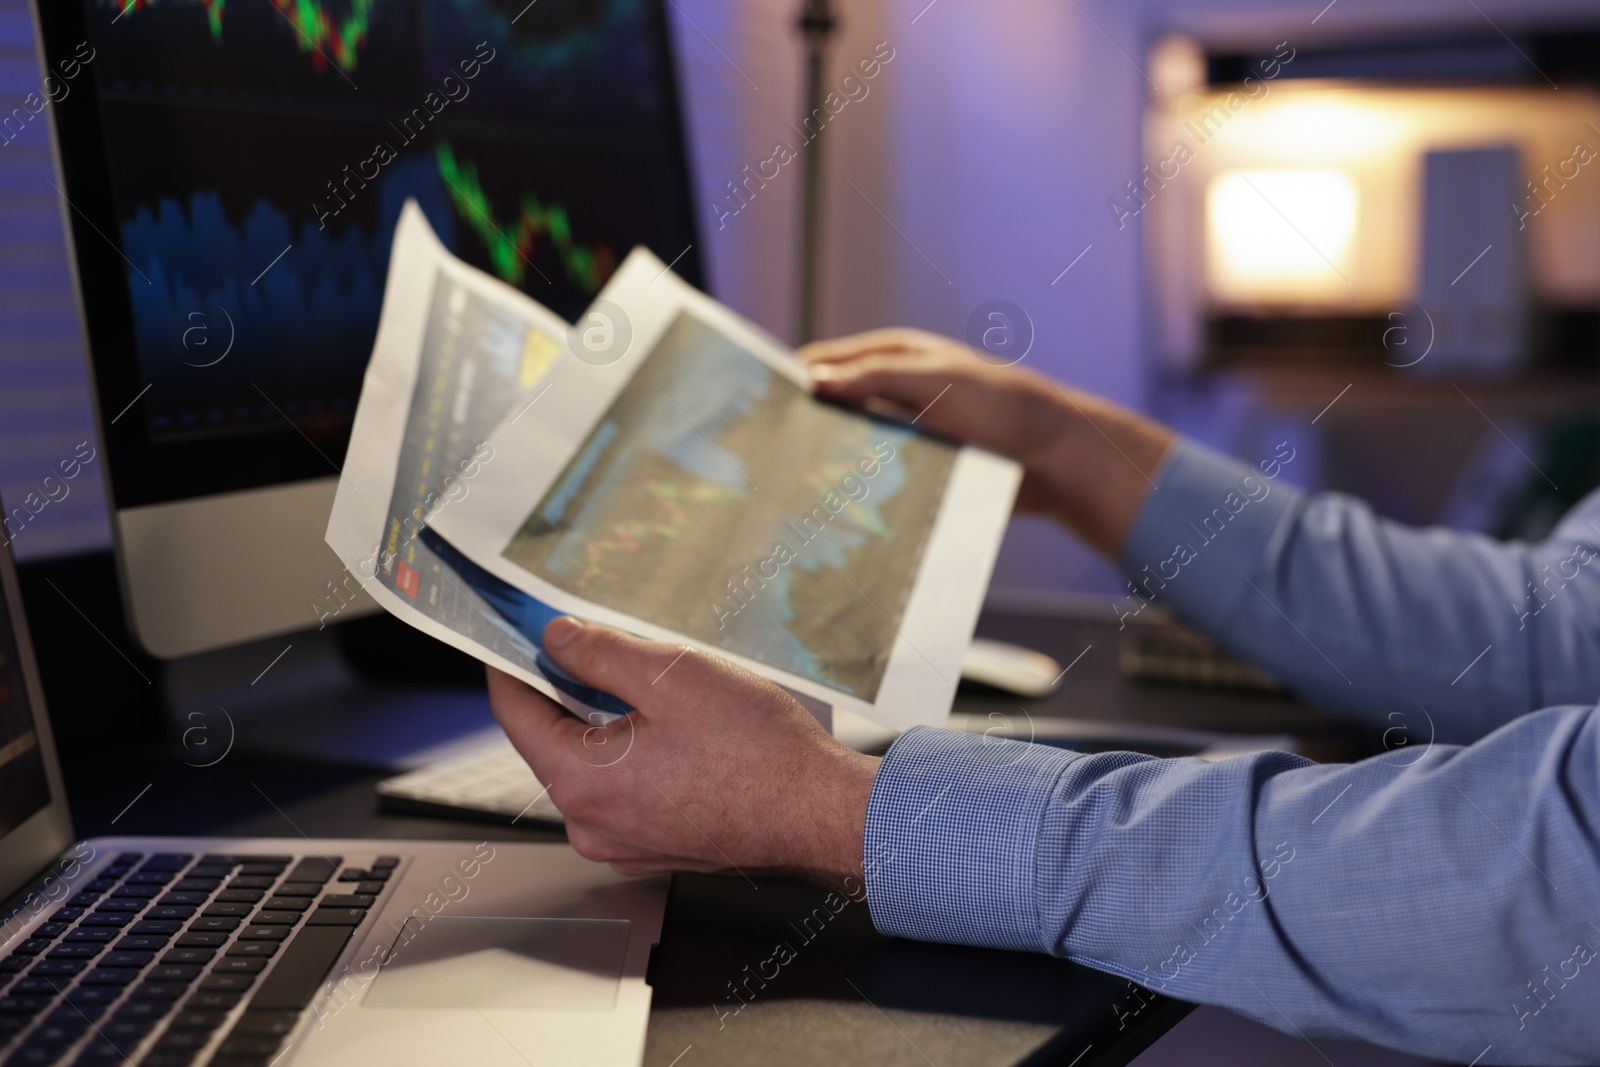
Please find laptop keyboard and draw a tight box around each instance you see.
[0,851,399,1067]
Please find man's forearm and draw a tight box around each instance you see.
[861,711,1600,1065]
[1118,438,1600,741]
[1027,381,1174,558]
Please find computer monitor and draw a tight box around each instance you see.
[30,0,704,658]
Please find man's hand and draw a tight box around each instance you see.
[488,616,880,885]
[799,327,1174,558]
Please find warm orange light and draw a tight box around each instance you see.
[1207,168,1359,302]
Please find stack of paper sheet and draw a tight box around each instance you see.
[326,202,1019,732]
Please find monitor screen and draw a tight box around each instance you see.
[36,0,702,507]
[0,544,52,840]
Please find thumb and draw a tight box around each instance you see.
[542,617,689,711]
[810,353,954,417]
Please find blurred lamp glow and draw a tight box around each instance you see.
[1208,168,1359,302]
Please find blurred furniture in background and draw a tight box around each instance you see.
[1142,30,1600,538]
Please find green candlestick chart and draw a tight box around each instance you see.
[115,0,375,72]
[436,142,614,294]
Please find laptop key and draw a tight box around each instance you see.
[0,958,28,974]
[128,920,180,935]
[248,925,353,1010]
[303,909,366,927]
[188,917,240,934]
[186,866,232,881]
[284,859,340,885]
[101,1018,154,1042]
[96,953,150,972]
[140,1052,200,1067]
[158,893,208,907]
[269,884,318,898]
[223,942,277,959]
[318,895,374,909]
[231,1010,297,1036]
[202,904,253,918]
[171,880,221,894]
[147,964,202,983]
[27,961,83,978]
[183,991,242,1012]
[147,907,195,921]
[259,898,308,913]
[108,934,163,950]
[32,1018,89,1044]
[215,1034,283,1058]
[167,1010,228,1031]
[77,915,130,928]
[64,928,118,944]
[227,877,276,891]
[199,973,255,992]
[33,924,68,941]
[0,996,49,1015]
[109,1000,163,1020]
[100,951,152,968]
[214,891,262,905]
[47,909,82,924]
[161,949,214,966]
[252,912,301,927]
[66,893,101,908]
[11,940,50,957]
[355,882,386,896]
[236,927,291,941]
[123,872,173,885]
[232,856,292,866]
[140,855,193,871]
[175,933,226,949]
[91,900,142,914]
[107,885,159,899]
[237,864,287,877]
[44,945,101,960]
[9,979,61,996]
[129,982,187,1001]
[371,856,400,869]
[79,967,141,986]
[212,958,265,975]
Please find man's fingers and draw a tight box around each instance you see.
[809,352,959,413]
[796,328,924,365]
[486,666,586,783]
[542,617,692,711]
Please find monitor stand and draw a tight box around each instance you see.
[160,627,502,771]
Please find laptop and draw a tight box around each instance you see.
[0,521,667,1067]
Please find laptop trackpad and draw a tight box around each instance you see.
[363,916,631,1012]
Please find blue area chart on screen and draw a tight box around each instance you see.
[118,157,455,435]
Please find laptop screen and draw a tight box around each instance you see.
[0,561,51,839]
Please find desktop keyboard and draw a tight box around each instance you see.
[376,741,563,827]
[0,850,396,1067]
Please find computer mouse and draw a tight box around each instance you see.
[960,638,1065,698]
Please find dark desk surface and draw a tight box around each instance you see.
[61,606,1367,1067]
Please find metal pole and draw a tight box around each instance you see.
[797,0,837,343]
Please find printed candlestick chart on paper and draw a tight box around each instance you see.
[436,142,615,293]
[110,0,378,71]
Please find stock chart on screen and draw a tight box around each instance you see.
[85,0,697,448]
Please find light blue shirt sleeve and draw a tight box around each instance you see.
[863,714,1600,1064]
[1117,438,1600,743]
